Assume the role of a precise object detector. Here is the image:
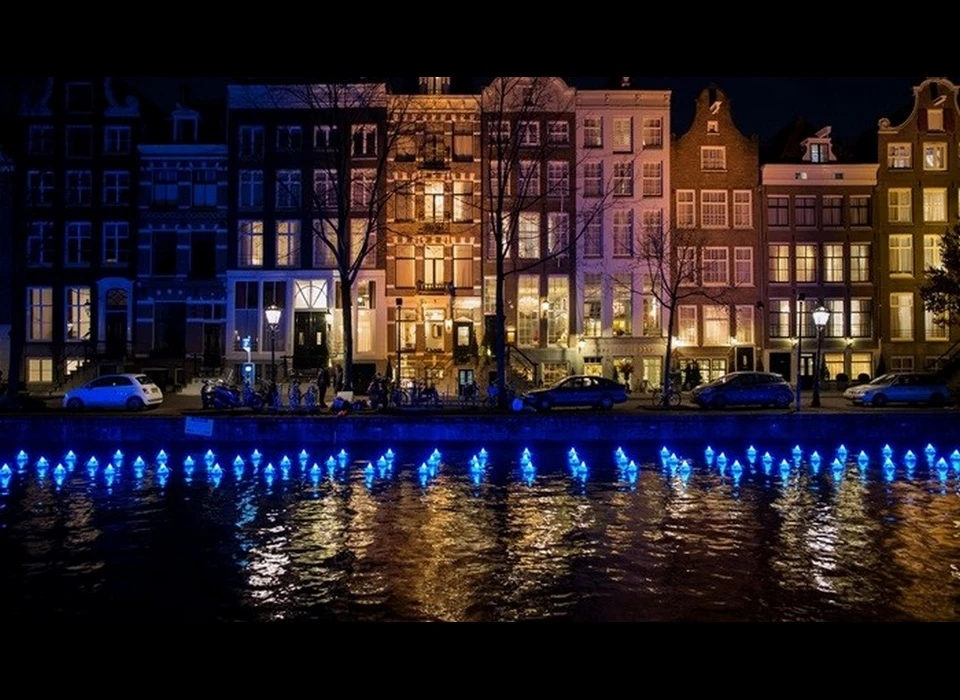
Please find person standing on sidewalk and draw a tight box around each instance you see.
[334,364,344,393]
[317,365,330,408]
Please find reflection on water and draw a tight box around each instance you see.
[0,442,959,621]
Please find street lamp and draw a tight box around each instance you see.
[795,293,806,412]
[811,304,830,408]
[265,304,281,383]
[395,297,403,390]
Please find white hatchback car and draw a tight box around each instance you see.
[63,373,164,411]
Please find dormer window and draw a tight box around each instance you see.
[420,77,450,95]
[808,142,829,163]
[927,108,944,131]
[174,112,198,143]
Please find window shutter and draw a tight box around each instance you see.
[944,109,956,132]
[368,281,376,309]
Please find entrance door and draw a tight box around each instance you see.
[799,353,815,390]
[202,323,223,369]
[105,288,128,358]
[769,352,791,382]
[293,311,328,371]
[453,321,474,363]
[735,346,755,372]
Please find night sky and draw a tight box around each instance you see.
[1,76,955,148]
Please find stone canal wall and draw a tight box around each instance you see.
[0,411,957,448]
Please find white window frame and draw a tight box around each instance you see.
[238,126,265,157]
[65,222,92,265]
[351,124,378,157]
[275,220,300,268]
[890,292,914,341]
[519,121,540,146]
[703,305,730,347]
[65,286,91,342]
[103,222,129,265]
[583,162,602,197]
[583,117,602,148]
[547,120,569,145]
[850,243,871,282]
[733,247,753,286]
[678,306,698,345]
[733,190,752,228]
[27,287,54,341]
[547,212,569,256]
[65,170,92,206]
[700,189,728,228]
[889,234,913,275]
[103,170,130,206]
[612,210,633,257]
[823,243,844,283]
[924,142,947,170]
[702,247,729,286]
[924,234,944,271]
[822,195,843,227]
[925,306,950,341]
[239,170,264,208]
[887,143,912,169]
[768,244,790,284]
[27,221,54,266]
[676,190,695,228]
[104,125,131,155]
[923,187,947,222]
[612,117,633,152]
[888,188,912,223]
[238,220,264,267]
[276,169,301,209]
[547,161,569,198]
[642,161,662,197]
[794,195,816,227]
[735,305,754,345]
[276,125,302,152]
[583,219,602,258]
[517,212,540,259]
[519,160,540,198]
[612,162,633,196]
[642,117,662,147]
[700,146,726,171]
[795,243,817,283]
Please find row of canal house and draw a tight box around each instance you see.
[2,76,958,393]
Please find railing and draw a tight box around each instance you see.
[930,338,960,373]
[506,343,537,386]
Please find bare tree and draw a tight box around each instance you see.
[238,81,415,391]
[479,77,615,404]
[634,224,730,406]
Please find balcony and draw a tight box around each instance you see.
[420,212,451,234]
[417,281,454,295]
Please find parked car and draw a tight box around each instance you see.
[523,375,628,411]
[63,374,164,411]
[842,372,952,407]
[691,371,794,409]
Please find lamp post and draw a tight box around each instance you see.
[395,297,403,390]
[811,304,830,408]
[265,304,281,383]
[795,293,805,412]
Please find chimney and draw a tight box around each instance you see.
[621,76,630,88]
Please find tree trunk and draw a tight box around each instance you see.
[662,303,678,408]
[340,271,354,391]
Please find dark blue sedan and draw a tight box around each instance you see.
[523,375,628,411]
[691,371,794,409]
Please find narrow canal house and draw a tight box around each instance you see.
[386,77,483,394]
[224,82,390,389]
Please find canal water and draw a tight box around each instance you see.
[0,441,958,621]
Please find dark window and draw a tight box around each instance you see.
[66,83,93,113]
[190,231,216,280]
[153,232,177,275]
[154,303,187,356]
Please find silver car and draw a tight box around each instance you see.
[842,372,951,407]
[64,373,164,411]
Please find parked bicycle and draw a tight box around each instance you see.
[650,385,683,408]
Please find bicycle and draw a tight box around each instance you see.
[650,385,683,408]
